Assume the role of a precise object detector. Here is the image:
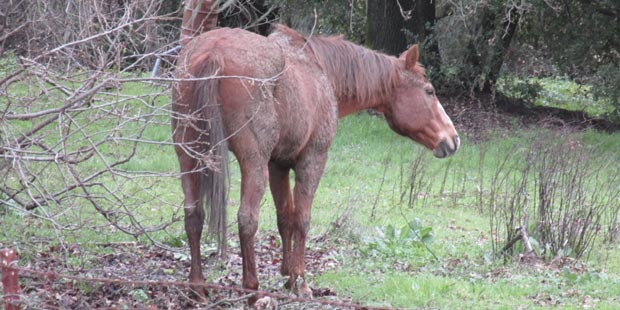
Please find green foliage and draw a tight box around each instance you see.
[266,0,366,40]
[360,219,434,260]
[520,1,619,77]
[0,51,17,75]
[129,288,149,303]
[73,280,103,296]
[496,76,614,117]
[593,64,620,117]
[496,75,543,102]
[516,0,620,109]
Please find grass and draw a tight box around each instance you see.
[3,68,620,308]
[311,117,620,309]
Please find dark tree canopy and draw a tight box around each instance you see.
[3,0,617,110]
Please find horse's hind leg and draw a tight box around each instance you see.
[268,161,294,277]
[176,153,208,300]
[237,160,269,303]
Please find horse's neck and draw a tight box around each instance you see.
[333,66,397,118]
[324,52,398,118]
[336,95,389,118]
[305,36,400,117]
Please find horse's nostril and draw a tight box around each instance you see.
[433,137,459,158]
[433,139,450,158]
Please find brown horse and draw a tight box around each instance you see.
[171,24,459,303]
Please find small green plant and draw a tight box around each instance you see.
[496,76,542,102]
[361,218,434,260]
[129,288,149,303]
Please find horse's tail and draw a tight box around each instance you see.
[194,55,229,257]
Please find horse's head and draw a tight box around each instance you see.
[380,45,460,158]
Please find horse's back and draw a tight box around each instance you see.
[174,28,285,162]
[176,26,337,164]
[178,27,284,79]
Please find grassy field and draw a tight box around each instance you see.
[309,115,620,309]
[3,73,620,308]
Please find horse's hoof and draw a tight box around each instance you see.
[284,277,294,290]
[190,285,209,303]
[255,296,278,310]
[298,281,313,299]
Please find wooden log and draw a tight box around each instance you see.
[1,248,20,310]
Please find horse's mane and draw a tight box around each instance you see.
[306,34,402,104]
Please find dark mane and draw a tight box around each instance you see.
[307,35,401,104]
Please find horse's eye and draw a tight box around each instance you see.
[425,88,434,96]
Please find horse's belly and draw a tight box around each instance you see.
[270,108,337,164]
[271,126,313,162]
[270,76,337,163]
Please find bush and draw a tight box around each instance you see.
[593,64,620,118]
[484,131,618,261]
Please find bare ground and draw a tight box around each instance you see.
[7,232,353,309]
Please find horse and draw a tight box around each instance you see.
[171,24,460,304]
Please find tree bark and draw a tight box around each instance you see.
[404,0,441,72]
[219,0,278,36]
[180,0,219,45]
[483,5,521,92]
[457,2,521,94]
[366,0,406,56]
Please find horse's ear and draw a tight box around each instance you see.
[404,44,419,71]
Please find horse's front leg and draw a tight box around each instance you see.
[238,162,268,304]
[268,161,294,277]
[288,152,328,297]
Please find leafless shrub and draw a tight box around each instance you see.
[1,0,182,70]
[603,194,620,243]
[400,146,432,209]
[481,142,530,258]
[0,0,186,249]
[531,134,602,259]
[484,131,614,261]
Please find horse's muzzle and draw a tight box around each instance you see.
[433,135,460,158]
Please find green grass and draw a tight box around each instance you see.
[319,267,620,309]
[4,66,620,309]
[310,117,620,309]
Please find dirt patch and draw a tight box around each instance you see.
[5,233,354,309]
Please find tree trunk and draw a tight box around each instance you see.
[459,3,521,94]
[366,0,406,56]
[483,6,521,92]
[219,0,278,36]
[180,0,219,45]
[404,0,441,72]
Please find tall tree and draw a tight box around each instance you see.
[464,2,521,93]
[180,0,219,44]
[441,0,523,94]
[366,0,407,55]
[483,5,520,92]
[366,1,441,76]
[404,0,441,74]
